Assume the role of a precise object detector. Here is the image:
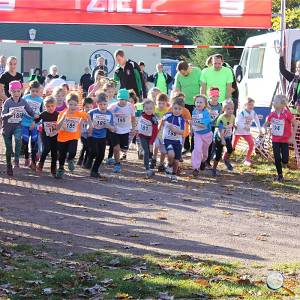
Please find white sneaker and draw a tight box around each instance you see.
[170,175,178,183]
[243,160,252,166]
[165,165,173,175]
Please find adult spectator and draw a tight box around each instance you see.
[114,49,147,99]
[174,61,201,152]
[92,56,108,80]
[0,56,23,101]
[0,55,6,76]
[45,65,60,84]
[205,54,239,113]
[280,50,300,106]
[148,63,173,94]
[80,67,93,95]
[29,68,45,85]
[201,54,233,103]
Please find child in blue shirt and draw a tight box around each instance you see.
[161,97,185,182]
[190,95,212,177]
[21,81,43,170]
[88,93,114,178]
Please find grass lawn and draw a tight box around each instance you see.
[0,243,299,299]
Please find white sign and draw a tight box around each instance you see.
[89,49,115,75]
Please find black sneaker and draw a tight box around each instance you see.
[157,164,165,173]
[275,174,284,182]
[200,162,206,171]
[224,159,233,171]
[83,160,93,169]
[192,169,199,177]
[150,158,156,169]
[7,165,13,176]
[91,171,100,178]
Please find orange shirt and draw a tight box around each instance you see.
[168,107,192,138]
[57,110,88,142]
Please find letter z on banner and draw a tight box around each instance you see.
[0,0,272,29]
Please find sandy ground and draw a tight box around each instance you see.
[0,144,300,268]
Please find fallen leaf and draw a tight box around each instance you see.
[115,292,133,299]
[195,278,211,288]
[223,211,233,216]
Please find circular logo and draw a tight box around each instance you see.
[89,49,115,75]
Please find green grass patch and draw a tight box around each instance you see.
[1,244,299,299]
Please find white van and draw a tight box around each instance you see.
[235,29,300,121]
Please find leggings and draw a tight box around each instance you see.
[78,136,90,165]
[215,137,233,162]
[192,132,213,170]
[272,142,289,176]
[22,126,38,162]
[89,137,106,173]
[184,104,195,152]
[57,140,78,170]
[3,127,22,165]
[140,136,152,170]
[40,134,57,170]
[232,134,255,161]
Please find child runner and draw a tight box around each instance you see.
[35,96,59,176]
[264,95,297,182]
[53,86,66,112]
[191,95,212,177]
[148,87,161,105]
[56,92,90,178]
[152,93,169,171]
[77,97,94,168]
[88,93,114,178]
[206,87,222,167]
[109,89,135,173]
[1,81,38,176]
[21,80,43,170]
[138,99,159,178]
[161,97,185,182]
[232,97,262,166]
[212,99,236,176]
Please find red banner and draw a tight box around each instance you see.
[0,0,272,29]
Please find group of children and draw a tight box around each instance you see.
[1,78,298,183]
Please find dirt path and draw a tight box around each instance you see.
[0,148,300,267]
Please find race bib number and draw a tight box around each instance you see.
[164,124,180,141]
[192,114,203,130]
[8,106,24,123]
[138,117,152,136]
[27,100,41,115]
[93,114,111,129]
[115,114,130,127]
[44,121,57,137]
[65,118,80,133]
[81,121,88,132]
[272,119,285,136]
[210,109,219,121]
[244,116,252,131]
[224,124,233,138]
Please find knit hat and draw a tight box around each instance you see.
[117,89,129,101]
[9,81,22,91]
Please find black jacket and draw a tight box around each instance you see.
[148,72,173,93]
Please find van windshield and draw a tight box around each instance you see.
[291,39,300,73]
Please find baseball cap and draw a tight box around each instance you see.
[9,81,22,91]
[117,89,129,101]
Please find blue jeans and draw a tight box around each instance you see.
[22,126,38,161]
[3,127,22,165]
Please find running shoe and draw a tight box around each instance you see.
[67,159,75,172]
[157,164,166,173]
[91,171,100,178]
[113,164,121,173]
[24,159,30,167]
[106,157,115,165]
[56,168,64,179]
[146,169,155,178]
[200,162,206,171]
[29,162,37,171]
[170,175,178,183]
[14,160,20,169]
[224,159,233,171]
[7,165,13,176]
[243,160,252,166]
[150,158,156,169]
[192,169,200,177]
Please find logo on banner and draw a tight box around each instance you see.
[89,50,115,74]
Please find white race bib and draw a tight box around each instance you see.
[115,113,130,127]
[224,124,233,138]
[44,121,57,137]
[65,118,80,133]
[244,116,252,131]
[93,114,111,130]
[138,117,153,136]
[192,113,203,131]
[210,109,219,121]
[27,100,41,115]
[272,119,285,136]
[8,106,24,123]
[164,124,181,141]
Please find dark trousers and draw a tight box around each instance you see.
[89,137,106,173]
[107,132,114,159]
[184,104,194,152]
[140,136,152,170]
[215,137,233,162]
[272,142,289,176]
[58,140,78,169]
[79,136,90,165]
[40,134,57,170]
